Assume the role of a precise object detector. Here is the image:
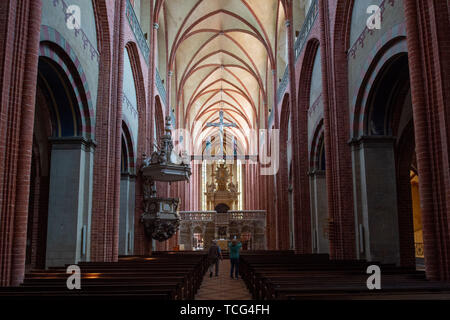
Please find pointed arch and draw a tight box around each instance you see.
[122,120,136,174]
[39,26,95,139]
[125,41,147,115]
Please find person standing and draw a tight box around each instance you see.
[228,239,242,279]
[208,240,222,277]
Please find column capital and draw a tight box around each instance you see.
[348,135,396,150]
[153,23,159,30]
[308,169,326,177]
[49,136,97,151]
[285,19,291,27]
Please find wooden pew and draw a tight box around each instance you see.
[0,252,208,300]
[239,253,450,300]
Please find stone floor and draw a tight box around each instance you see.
[195,259,253,300]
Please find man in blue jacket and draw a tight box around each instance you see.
[228,239,242,279]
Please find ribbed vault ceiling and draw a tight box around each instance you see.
[161,0,288,154]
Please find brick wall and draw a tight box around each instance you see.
[0,0,42,286]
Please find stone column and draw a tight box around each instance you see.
[276,147,289,250]
[272,174,279,250]
[46,138,95,267]
[403,0,450,280]
[166,70,173,115]
[286,7,312,254]
[196,163,200,210]
[119,175,130,255]
[128,175,136,253]
[318,0,356,260]
[91,0,126,261]
[288,185,295,249]
[0,0,42,286]
[309,170,329,254]
[351,136,400,265]
[119,173,136,255]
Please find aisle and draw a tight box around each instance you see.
[195,259,252,300]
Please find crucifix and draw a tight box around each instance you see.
[206,109,237,155]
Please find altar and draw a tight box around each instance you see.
[216,239,229,251]
[204,162,239,210]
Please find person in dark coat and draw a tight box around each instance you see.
[208,240,223,277]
